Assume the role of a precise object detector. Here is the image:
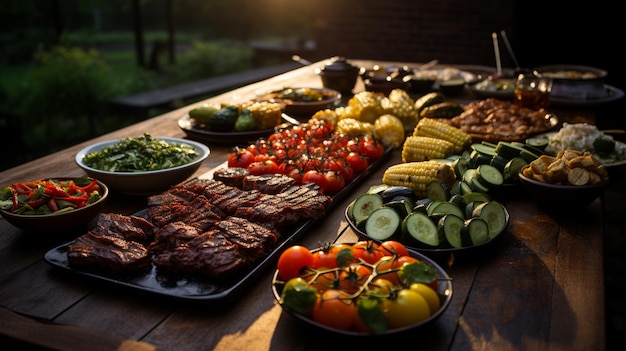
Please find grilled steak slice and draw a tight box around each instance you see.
[216,216,278,261]
[147,188,198,206]
[67,232,150,272]
[150,223,247,279]
[147,195,223,230]
[241,173,296,194]
[213,167,249,188]
[90,213,155,242]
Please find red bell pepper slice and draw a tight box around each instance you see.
[44,181,70,197]
[47,198,59,212]
[11,183,33,195]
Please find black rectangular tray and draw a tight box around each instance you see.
[44,149,392,302]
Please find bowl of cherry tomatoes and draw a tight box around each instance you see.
[271,240,453,335]
[0,177,108,233]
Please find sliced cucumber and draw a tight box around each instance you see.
[460,180,474,195]
[452,157,469,179]
[367,184,391,195]
[495,141,525,159]
[470,149,492,167]
[438,214,466,248]
[489,154,509,172]
[365,207,401,241]
[520,149,541,163]
[464,217,490,245]
[385,199,413,219]
[477,164,504,187]
[381,186,418,203]
[402,211,440,247]
[427,201,465,219]
[503,157,528,183]
[426,180,450,202]
[352,193,384,223]
[525,136,549,151]
[462,191,491,204]
[471,143,497,156]
[449,193,466,209]
[471,201,508,238]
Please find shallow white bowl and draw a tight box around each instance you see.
[75,137,210,195]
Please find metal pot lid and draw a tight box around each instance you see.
[320,56,359,74]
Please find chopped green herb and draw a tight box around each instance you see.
[82,133,200,172]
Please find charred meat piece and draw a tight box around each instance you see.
[147,187,198,206]
[90,213,155,242]
[216,216,278,261]
[213,167,249,188]
[241,173,296,194]
[147,195,223,231]
[150,222,247,279]
[67,232,151,272]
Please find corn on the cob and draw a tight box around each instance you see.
[401,136,454,162]
[382,161,456,198]
[413,117,471,153]
[381,89,421,134]
[374,114,406,149]
[244,101,283,129]
[336,118,375,137]
[311,109,339,126]
[347,91,385,124]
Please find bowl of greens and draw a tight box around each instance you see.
[75,134,210,195]
[0,177,108,233]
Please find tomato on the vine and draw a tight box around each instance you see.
[345,151,369,174]
[380,240,410,258]
[351,240,383,264]
[312,289,357,330]
[247,159,279,175]
[302,170,328,192]
[323,170,345,193]
[385,289,431,328]
[227,148,255,169]
[339,263,372,294]
[277,245,315,281]
[359,136,385,161]
[312,247,339,269]
[281,277,319,316]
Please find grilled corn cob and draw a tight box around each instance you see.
[244,101,283,129]
[336,118,375,137]
[311,109,339,126]
[381,89,421,133]
[401,136,454,162]
[347,91,385,123]
[374,114,406,149]
[413,118,472,153]
[382,161,456,198]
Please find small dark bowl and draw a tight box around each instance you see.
[438,79,466,96]
[315,57,361,94]
[403,75,436,94]
[518,167,608,210]
[1,177,109,233]
[363,77,410,95]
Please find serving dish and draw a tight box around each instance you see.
[271,243,453,335]
[344,199,509,254]
[255,87,341,117]
[45,148,393,302]
[75,136,210,196]
[453,112,559,144]
[549,85,624,107]
[0,177,108,233]
[468,77,515,100]
[518,166,608,209]
[179,114,275,144]
[539,131,626,168]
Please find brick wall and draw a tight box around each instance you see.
[311,0,516,67]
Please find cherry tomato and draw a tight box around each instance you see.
[359,137,385,161]
[227,148,255,169]
[345,152,369,174]
[277,245,315,281]
[375,256,400,286]
[312,289,357,330]
[247,159,279,175]
[351,241,383,264]
[312,248,338,269]
[339,263,372,294]
[380,240,410,258]
[302,170,328,192]
[307,270,338,293]
[409,283,440,314]
[385,289,431,328]
[281,277,319,316]
[323,170,345,193]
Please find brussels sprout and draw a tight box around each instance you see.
[234,109,256,131]
[208,105,239,132]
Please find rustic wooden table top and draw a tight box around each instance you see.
[0,60,605,351]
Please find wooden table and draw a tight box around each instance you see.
[0,60,606,351]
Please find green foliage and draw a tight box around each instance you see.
[166,41,254,82]
[7,45,116,148]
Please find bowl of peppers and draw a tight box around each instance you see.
[0,177,108,233]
